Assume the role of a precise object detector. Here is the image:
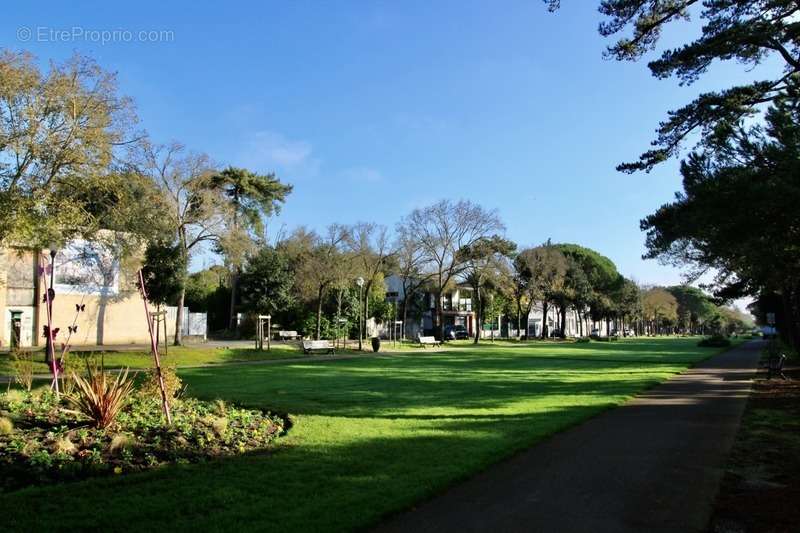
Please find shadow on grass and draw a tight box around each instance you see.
[2,404,608,531]
[0,337,732,531]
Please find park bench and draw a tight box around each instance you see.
[418,336,441,348]
[767,353,787,380]
[302,340,335,355]
[278,330,300,341]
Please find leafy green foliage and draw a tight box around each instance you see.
[642,287,679,332]
[641,93,800,347]
[666,285,717,332]
[139,366,185,401]
[9,351,34,392]
[184,267,230,331]
[0,389,285,491]
[458,235,517,342]
[65,362,136,429]
[0,338,735,530]
[238,246,295,316]
[0,51,139,248]
[140,241,187,307]
[204,166,292,240]
[698,334,731,348]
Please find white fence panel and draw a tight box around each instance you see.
[188,313,207,338]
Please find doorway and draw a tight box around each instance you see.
[10,311,22,349]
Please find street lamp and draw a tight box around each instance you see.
[356,277,365,351]
[46,243,58,391]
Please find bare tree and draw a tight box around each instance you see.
[283,225,348,340]
[135,141,222,344]
[344,223,395,342]
[393,229,435,340]
[399,200,504,340]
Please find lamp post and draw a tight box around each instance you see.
[356,277,365,351]
[46,243,58,392]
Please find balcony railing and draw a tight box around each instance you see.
[442,302,472,312]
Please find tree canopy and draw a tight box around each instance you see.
[547,1,800,172]
[0,51,151,248]
[641,91,800,346]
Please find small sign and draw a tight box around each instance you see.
[767,312,776,325]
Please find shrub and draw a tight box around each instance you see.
[138,366,184,400]
[575,337,591,344]
[698,334,731,348]
[65,361,136,429]
[0,417,13,435]
[10,350,34,392]
[300,313,331,339]
[0,389,286,491]
[591,336,619,342]
[59,356,79,396]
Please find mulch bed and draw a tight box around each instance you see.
[709,366,800,533]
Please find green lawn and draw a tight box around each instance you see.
[2,338,738,531]
[0,343,322,375]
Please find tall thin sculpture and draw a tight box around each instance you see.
[138,269,172,424]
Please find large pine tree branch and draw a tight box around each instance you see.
[618,77,791,172]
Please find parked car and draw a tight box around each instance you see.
[590,328,600,337]
[444,324,469,340]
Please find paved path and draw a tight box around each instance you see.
[376,341,764,533]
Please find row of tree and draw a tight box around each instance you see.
[177,198,750,343]
[545,2,800,349]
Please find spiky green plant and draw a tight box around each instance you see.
[65,360,135,429]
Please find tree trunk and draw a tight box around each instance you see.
[436,287,444,341]
[516,300,522,339]
[316,286,324,340]
[175,228,189,346]
[227,268,239,332]
[364,288,369,340]
[473,286,481,345]
[174,285,185,345]
[559,304,567,338]
[541,300,549,339]
[402,298,409,341]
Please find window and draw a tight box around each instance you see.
[5,251,35,306]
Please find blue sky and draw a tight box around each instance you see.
[4,1,769,292]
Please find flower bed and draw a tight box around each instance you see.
[0,388,286,492]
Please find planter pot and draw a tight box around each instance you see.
[371,337,380,353]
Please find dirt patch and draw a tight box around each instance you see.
[709,366,800,533]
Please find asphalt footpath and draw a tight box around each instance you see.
[375,341,764,533]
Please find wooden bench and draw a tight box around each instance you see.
[418,336,441,348]
[278,330,300,341]
[302,340,335,355]
[767,354,787,380]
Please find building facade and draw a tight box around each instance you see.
[385,275,615,340]
[384,275,475,339]
[1,242,154,349]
